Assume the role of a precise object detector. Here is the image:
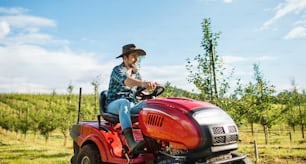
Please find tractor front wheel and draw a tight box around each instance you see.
[77,144,101,164]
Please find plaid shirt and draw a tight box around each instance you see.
[106,62,142,104]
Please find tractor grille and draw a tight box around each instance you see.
[210,125,238,146]
[212,127,225,134]
[147,114,164,127]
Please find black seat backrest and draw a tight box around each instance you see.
[99,90,139,124]
[99,90,120,123]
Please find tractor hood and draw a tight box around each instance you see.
[144,97,235,125]
[139,97,238,154]
[145,97,218,113]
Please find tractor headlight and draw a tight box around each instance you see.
[192,108,235,125]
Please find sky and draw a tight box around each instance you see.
[0,0,306,94]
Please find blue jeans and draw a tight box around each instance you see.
[107,99,144,130]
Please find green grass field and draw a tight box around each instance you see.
[0,126,305,164]
[238,125,306,164]
[0,128,72,164]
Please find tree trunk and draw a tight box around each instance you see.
[301,124,305,139]
[263,125,269,144]
[210,42,218,100]
[292,125,296,132]
[298,104,305,138]
[45,134,49,145]
[62,130,68,146]
[23,132,27,140]
[251,122,254,137]
[33,130,37,143]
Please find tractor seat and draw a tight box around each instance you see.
[99,90,139,124]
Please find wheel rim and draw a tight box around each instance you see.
[80,156,90,164]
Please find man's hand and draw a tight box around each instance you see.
[142,81,157,90]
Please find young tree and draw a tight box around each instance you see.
[38,90,58,144]
[67,82,74,104]
[18,107,33,140]
[227,79,250,127]
[64,83,77,145]
[277,85,306,139]
[290,80,305,138]
[245,64,279,144]
[91,75,102,114]
[240,82,259,136]
[186,18,232,104]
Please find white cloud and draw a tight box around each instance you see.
[0,15,56,28]
[0,7,54,29]
[224,0,233,3]
[0,76,50,93]
[0,7,28,15]
[284,26,306,39]
[0,44,115,93]
[0,7,57,46]
[260,0,306,30]
[0,43,197,93]
[0,6,197,94]
[2,32,69,46]
[256,55,277,61]
[221,55,276,64]
[0,6,113,93]
[0,21,10,39]
[221,55,247,64]
[0,8,62,48]
[142,64,198,91]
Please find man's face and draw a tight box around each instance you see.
[124,52,140,69]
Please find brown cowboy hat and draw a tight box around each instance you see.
[116,43,146,59]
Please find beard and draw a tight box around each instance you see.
[128,63,138,72]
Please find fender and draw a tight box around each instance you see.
[77,123,123,162]
[78,133,110,162]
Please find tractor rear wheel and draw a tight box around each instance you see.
[77,144,102,164]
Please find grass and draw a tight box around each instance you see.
[237,125,306,164]
[0,128,72,164]
[0,126,305,164]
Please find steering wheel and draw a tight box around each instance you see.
[135,85,165,100]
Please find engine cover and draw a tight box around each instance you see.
[139,98,214,149]
[139,97,238,154]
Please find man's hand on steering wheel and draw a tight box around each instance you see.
[135,83,164,100]
[142,81,157,90]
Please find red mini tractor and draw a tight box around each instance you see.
[70,86,251,164]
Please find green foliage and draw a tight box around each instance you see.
[163,81,199,99]
[91,75,102,114]
[186,18,233,103]
[276,81,306,138]
[238,64,280,144]
[0,92,96,144]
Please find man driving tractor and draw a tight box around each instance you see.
[70,43,250,163]
[106,43,157,153]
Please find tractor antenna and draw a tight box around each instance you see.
[77,87,82,124]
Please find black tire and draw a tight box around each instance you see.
[73,141,79,155]
[76,144,102,164]
[71,155,77,164]
[231,152,252,164]
[71,142,79,164]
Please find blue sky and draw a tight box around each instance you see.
[0,0,305,94]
